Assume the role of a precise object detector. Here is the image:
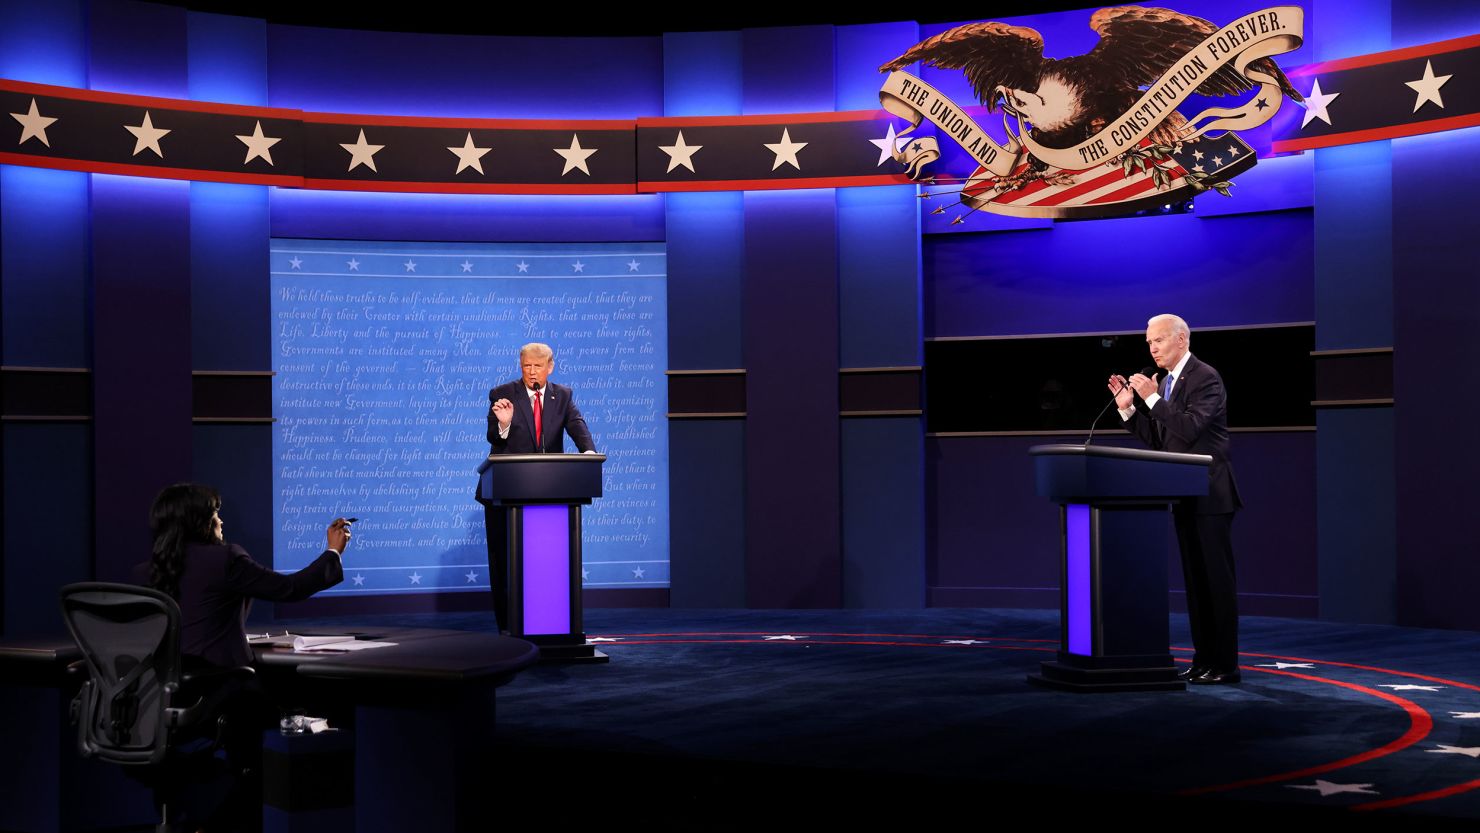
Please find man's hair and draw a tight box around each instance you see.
[1148,314,1190,341]
[519,342,554,362]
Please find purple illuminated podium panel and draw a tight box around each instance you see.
[478,453,606,663]
[1027,444,1210,692]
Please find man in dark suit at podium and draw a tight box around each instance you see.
[482,342,596,631]
[1108,314,1243,685]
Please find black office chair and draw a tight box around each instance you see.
[60,581,254,832]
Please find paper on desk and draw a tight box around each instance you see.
[293,636,398,653]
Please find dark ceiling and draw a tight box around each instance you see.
[153,1,1104,37]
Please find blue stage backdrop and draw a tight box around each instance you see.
[269,239,669,594]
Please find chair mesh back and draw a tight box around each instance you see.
[60,583,182,765]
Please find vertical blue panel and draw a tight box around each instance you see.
[663,30,742,117]
[1317,409,1395,623]
[0,0,87,85]
[90,175,193,582]
[87,0,187,98]
[1314,0,1389,61]
[1066,503,1091,655]
[1313,143,1392,349]
[837,185,920,367]
[841,419,924,608]
[1393,0,1478,48]
[190,183,269,369]
[269,190,664,244]
[266,26,661,118]
[743,189,840,608]
[1,166,90,367]
[743,25,835,114]
[187,10,268,106]
[1393,126,1480,630]
[669,420,746,608]
[665,192,744,369]
[3,424,92,636]
[192,423,273,572]
[835,21,919,111]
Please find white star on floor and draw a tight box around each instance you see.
[627,259,640,272]
[765,128,807,171]
[409,572,423,585]
[288,256,303,270]
[516,260,530,273]
[764,635,804,641]
[125,111,170,158]
[1428,745,1480,758]
[404,260,417,272]
[465,570,479,583]
[448,131,491,175]
[1380,684,1445,692]
[1287,780,1378,797]
[555,134,597,176]
[632,566,645,578]
[1405,59,1452,113]
[11,98,58,147]
[1300,78,1339,128]
[351,574,366,586]
[461,260,474,273]
[867,122,911,166]
[572,260,585,273]
[236,120,281,166]
[942,639,988,645]
[658,130,702,173]
[347,258,360,271]
[1256,662,1315,670]
[1452,712,1480,719]
[340,129,384,172]
[587,636,623,643]
[581,568,590,581]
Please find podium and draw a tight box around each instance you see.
[1026,444,1211,692]
[478,453,607,662]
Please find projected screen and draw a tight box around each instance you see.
[270,239,668,595]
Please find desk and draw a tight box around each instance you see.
[253,628,539,833]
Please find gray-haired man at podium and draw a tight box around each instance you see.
[481,342,596,632]
[1107,314,1243,685]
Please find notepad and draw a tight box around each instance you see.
[291,635,397,653]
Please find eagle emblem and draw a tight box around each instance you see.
[877,6,1307,219]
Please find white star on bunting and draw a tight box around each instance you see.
[658,130,702,173]
[555,134,597,176]
[448,132,491,175]
[125,111,170,158]
[11,98,58,147]
[1287,780,1378,797]
[340,129,384,172]
[765,128,807,171]
[1300,78,1339,128]
[236,120,281,166]
[1405,60,1452,112]
[867,122,910,166]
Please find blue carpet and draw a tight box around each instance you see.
[287,608,1480,827]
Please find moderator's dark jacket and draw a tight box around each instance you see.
[1126,353,1243,515]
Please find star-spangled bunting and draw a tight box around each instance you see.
[1300,78,1339,128]
[1405,60,1452,112]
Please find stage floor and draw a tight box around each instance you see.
[290,607,1480,827]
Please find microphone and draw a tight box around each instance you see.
[1083,369,1152,446]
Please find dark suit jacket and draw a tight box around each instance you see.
[1126,353,1242,515]
[134,543,343,668]
[486,380,596,453]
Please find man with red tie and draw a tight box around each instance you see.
[483,342,596,630]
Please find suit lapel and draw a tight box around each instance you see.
[512,386,536,447]
[540,387,557,450]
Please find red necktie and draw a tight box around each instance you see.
[532,390,543,447]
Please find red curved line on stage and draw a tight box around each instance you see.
[596,639,1057,651]
[1179,666,1433,796]
[1352,778,1480,811]
[1234,650,1480,694]
[592,631,1058,642]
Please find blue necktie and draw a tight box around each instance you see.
[1162,373,1174,401]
